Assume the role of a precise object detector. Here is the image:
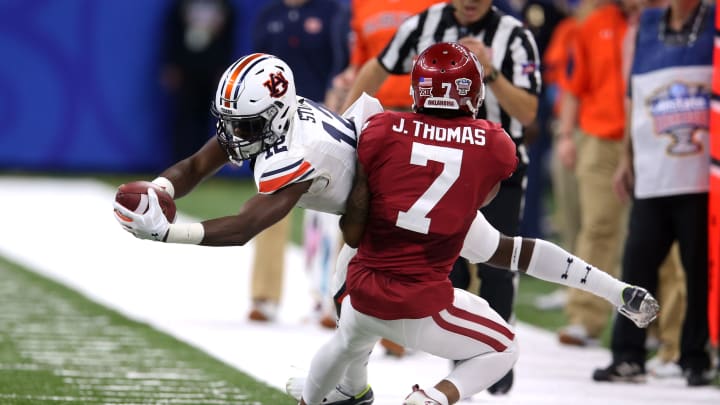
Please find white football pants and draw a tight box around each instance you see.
[302,290,518,404]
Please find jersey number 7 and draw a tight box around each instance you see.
[396,142,463,234]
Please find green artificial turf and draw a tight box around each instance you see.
[0,256,296,405]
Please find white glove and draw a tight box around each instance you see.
[114,188,170,241]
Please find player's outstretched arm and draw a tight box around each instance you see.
[155,137,229,199]
[200,181,310,246]
[116,178,311,246]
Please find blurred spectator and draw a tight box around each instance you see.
[555,0,642,346]
[620,0,686,377]
[543,0,594,257]
[324,0,441,113]
[553,0,687,362]
[160,0,235,162]
[253,0,350,102]
[518,0,568,240]
[339,0,542,395]
[528,0,589,313]
[246,0,350,323]
[594,0,714,386]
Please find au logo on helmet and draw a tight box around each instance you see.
[264,71,289,98]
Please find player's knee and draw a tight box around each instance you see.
[505,339,519,366]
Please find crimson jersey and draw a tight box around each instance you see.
[347,111,518,320]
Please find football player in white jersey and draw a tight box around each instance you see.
[114,52,660,405]
[114,53,369,246]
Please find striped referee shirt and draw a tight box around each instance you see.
[378,3,541,169]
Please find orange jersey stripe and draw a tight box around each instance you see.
[222,53,265,107]
[258,161,313,193]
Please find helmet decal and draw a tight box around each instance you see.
[419,77,433,86]
[220,53,271,108]
[264,71,290,98]
[455,78,472,96]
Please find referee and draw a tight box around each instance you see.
[340,0,540,396]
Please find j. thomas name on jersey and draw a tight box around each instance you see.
[391,117,486,145]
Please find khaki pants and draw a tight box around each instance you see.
[551,128,581,253]
[250,215,291,303]
[565,134,626,336]
[650,244,687,362]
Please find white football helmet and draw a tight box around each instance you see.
[212,53,298,164]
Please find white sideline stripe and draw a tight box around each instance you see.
[0,176,718,405]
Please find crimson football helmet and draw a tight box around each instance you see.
[211,53,298,164]
[410,42,485,116]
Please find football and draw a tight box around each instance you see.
[115,180,177,223]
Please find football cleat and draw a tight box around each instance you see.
[247,300,278,322]
[557,324,599,347]
[593,361,646,383]
[402,385,441,405]
[285,377,374,404]
[617,286,659,328]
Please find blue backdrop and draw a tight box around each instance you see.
[0,0,267,174]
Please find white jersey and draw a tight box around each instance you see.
[252,94,383,214]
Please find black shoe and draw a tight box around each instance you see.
[686,369,712,387]
[592,362,646,383]
[487,369,513,395]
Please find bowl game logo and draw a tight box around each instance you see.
[648,81,709,156]
[455,78,472,95]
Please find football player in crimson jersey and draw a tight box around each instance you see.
[291,43,660,405]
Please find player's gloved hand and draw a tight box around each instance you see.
[617,286,659,328]
[113,188,170,242]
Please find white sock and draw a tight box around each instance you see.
[424,387,449,405]
[526,239,627,307]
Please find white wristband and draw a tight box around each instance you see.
[152,176,175,198]
[165,223,204,244]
